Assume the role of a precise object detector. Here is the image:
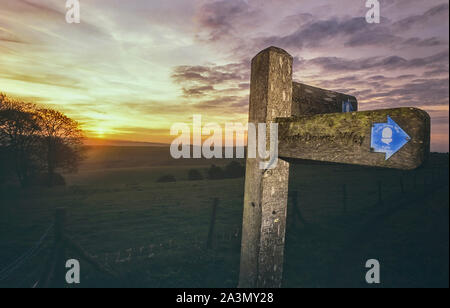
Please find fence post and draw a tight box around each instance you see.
[342,184,347,214]
[377,181,383,206]
[206,198,219,249]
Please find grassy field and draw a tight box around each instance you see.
[0,146,448,288]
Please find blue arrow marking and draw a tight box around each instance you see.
[371,116,411,160]
[342,100,354,113]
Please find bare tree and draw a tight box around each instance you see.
[0,94,41,186]
[0,94,85,187]
[36,108,84,186]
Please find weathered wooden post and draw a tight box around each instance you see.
[238,46,430,289]
[239,47,292,288]
[38,209,66,288]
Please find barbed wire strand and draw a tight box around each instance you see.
[16,244,48,288]
[0,224,53,283]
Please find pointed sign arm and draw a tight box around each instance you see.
[371,116,412,160]
[276,107,430,170]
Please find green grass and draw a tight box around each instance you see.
[0,147,448,288]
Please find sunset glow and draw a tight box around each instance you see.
[0,0,448,151]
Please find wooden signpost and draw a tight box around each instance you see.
[277,107,430,170]
[238,46,431,288]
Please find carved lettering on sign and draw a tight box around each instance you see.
[284,131,365,146]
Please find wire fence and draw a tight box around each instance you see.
[0,160,448,287]
[0,224,53,285]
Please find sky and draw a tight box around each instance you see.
[0,0,448,151]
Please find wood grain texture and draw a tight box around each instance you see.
[239,46,292,288]
[277,107,430,170]
[292,82,358,116]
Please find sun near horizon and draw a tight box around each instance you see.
[0,0,448,151]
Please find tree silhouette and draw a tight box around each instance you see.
[36,108,84,186]
[0,94,85,187]
[0,95,41,186]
